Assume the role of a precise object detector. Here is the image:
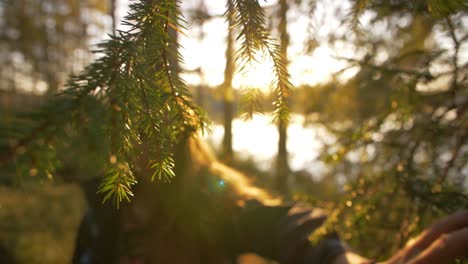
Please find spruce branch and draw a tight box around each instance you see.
[227,0,293,121]
[1,0,207,207]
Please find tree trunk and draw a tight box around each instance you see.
[222,16,235,164]
[275,0,290,196]
[110,0,117,34]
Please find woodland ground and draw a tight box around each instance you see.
[0,183,85,264]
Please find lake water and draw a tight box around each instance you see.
[204,114,333,178]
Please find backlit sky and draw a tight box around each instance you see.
[113,0,462,91]
[179,0,357,89]
[115,0,360,90]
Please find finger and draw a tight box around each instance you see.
[411,210,468,248]
[409,227,468,264]
[432,210,468,234]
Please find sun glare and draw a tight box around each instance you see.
[230,45,353,92]
[233,53,276,91]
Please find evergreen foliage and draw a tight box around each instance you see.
[0,0,294,207]
[227,0,293,121]
[0,0,466,261]
[302,0,467,259]
[1,0,209,207]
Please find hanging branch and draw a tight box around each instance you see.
[0,40,124,167]
[227,0,293,121]
[95,0,208,205]
[0,0,207,207]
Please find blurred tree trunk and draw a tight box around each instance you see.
[275,0,290,196]
[110,0,117,33]
[44,27,59,95]
[398,15,433,69]
[222,16,235,164]
[45,71,59,95]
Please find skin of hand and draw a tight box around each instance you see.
[331,210,468,264]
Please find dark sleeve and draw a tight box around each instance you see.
[233,201,347,264]
[73,179,121,264]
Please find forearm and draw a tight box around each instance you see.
[331,252,375,264]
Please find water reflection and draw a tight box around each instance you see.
[205,114,333,178]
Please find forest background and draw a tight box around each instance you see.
[0,0,466,263]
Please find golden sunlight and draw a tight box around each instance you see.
[230,45,353,91]
[233,53,276,91]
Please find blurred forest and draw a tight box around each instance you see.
[0,0,467,263]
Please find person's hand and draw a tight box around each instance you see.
[331,211,468,264]
[384,210,468,264]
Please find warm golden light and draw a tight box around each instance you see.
[233,53,276,91]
